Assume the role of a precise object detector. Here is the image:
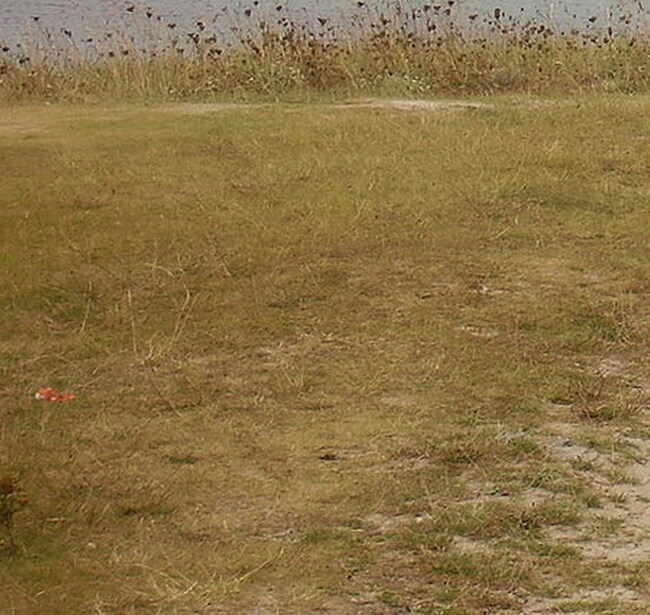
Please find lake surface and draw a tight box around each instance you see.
[1,0,647,50]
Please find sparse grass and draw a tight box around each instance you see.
[1,94,650,613]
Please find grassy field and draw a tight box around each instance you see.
[1,95,650,614]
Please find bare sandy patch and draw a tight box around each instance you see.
[154,102,259,114]
[549,430,650,565]
[153,99,490,115]
[523,587,646,614]
[0,119,49,136]
[334,98,490,111]
[520,377,650,612]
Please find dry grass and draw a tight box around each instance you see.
[1,95,650,613]
[1,1,650,102]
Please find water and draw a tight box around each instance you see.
[1,0,647,52]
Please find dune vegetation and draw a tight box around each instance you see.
[0,0,649,102]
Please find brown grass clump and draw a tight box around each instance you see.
[0,475,27,552]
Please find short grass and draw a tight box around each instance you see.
[1,95,650,614]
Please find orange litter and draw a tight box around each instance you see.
[35,387,76,402]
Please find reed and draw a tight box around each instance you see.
[1,1,649,102]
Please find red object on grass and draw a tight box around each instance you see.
[35,387,75,402]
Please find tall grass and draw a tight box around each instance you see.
[1,0,649,101]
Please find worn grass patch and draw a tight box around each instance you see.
[1,95,650,614]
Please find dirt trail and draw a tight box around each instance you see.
[332,98,490,111]
[0,99,489,135]
[156,98,491,114]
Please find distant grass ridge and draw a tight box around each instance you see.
[1,0,650,101]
